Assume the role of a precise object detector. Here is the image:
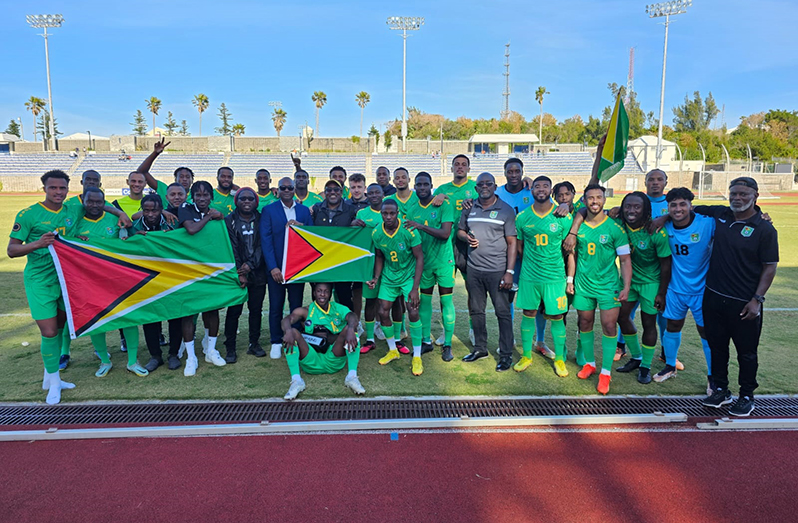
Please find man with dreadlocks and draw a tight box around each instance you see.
[613,192,672,384]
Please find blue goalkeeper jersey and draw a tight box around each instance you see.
[648,194,669,218]
[664,213,715,295]
[495,184,533,215]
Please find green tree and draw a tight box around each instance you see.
[672,91,719,132]
[131,109,147,136]
[146,97,162,135]
[37,110,61,140]
[179,120,190,136]
[383,129,392,150]
[215,103,233,135]
[356,91,370,139]
[535,86,550,143]
[368,124,380,149]
[192,93,209,136]
[559,115,587,143]
[232,123,245,136]
[163,111,178,136]
[25,96,46,142]
[602,83,648,139]
[5,119,21,139]
[312,91,327,136]
[272,108,287,137]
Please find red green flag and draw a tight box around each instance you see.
[49,220,246,339]
[598,93,630,182]
[282,225,374,283]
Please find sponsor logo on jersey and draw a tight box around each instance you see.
[741,225,754,237]
[690,233,700,243]
[489,211,498,219]
[599,234,608,244]
[549,223,558,232]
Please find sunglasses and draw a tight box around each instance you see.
[325,187,342,193]
[476,182,495,188]
[279,185,295,191]
[238,196,255,202]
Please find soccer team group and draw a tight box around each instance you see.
[8,137,778,415]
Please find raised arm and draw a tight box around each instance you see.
[137,137,170,191]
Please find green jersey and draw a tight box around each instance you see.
[516,205,573,283]
[64,194,85,210]
[435,179,476,213]
[156,180,192,207]
[384,191,419,220]
[621,221,671,285]
[575,216,629,296]
[10,202,81,279]
[295,191,324,207]
[356,206,383,230]
[114,195,144,218]
[372,221,422,287]
[257,192,277,211]
[211,188,235,216]
[405,199,455,270]
[75,212,121,240]
[305,300,352,335]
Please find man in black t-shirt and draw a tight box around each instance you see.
[699,177,779,416]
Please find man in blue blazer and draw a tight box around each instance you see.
[261,176,314,359]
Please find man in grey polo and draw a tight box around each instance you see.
[457,172,517,371]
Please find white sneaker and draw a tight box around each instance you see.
[184,357,198,376]
[205,348,227,366]
[374,322,386,340]
[284,378,306,400]
[400,328,408,340]
[469,328,475,346]
[178,341,186,359]
[435,333,446,346]
[270,343,282,359]
[357,322,364,338]
[345,375,366,395]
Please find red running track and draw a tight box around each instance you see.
[1,430,795,522]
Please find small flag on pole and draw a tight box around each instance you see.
[598,93,630,182]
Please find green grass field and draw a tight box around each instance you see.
[1,194,796,403]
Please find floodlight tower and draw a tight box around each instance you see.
[386,16,424,153]
[26,14,64,152]
[646,0,691,168]
[501,43,511,120]
[626,47,635,105]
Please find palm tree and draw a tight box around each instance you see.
[311,91,327,137]
[355,91,371,140]
[25,96,46,142]
[192,93,210,136]
[146,97,162,136]
[272,108,287,137]
[232,123,245,136]
[535,86,550,144]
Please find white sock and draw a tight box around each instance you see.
[204,328,210,340]
[386,335,397,352]
[600,369,611,376]
[413,345,421,358]
[185,340,196,359]
[586,361,596,367]
[367,337,374,342]
[291,373,301,382]
[347,370,357,379]
[208,336,217,352]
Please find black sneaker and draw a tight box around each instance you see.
[441,345,453,362]
[247,344,267,357]
[120,339,128,353]
[159,334,168,346]
[144,358,163,372]
[617,358,641,373]
[58,354,70,370]
[225,351,238,364]
[729,396,755,417]
[637,367,652,384]
[421,342,434,355]
[495,358,512,372]
[167,355,181,370]
[702,388,733,408]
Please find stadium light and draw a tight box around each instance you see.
[646,0,690,168]
[386,16,425,153]
[17,118,23,141]
[26,14,64,152]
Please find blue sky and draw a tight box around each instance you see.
[2,0,797,139]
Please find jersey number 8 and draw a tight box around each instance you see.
[587,242,596,255]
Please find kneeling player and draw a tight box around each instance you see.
[280,283,364,400]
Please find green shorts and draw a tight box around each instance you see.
[299,345,347,374]
[25,277,65,321]
[421,263,456,289]
[628,282,660,315]
[517,280,568,315]
[363,281,380,300]
[378,278,414,303]
[573,290,621,311]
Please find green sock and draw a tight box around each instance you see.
[284,345,300,376]
[41,335,60,373]
[575,333,586,366]
[550,318,567,362]
[365,320,375,341]
[59,328,71,356]
[409,319,423,353]
[579,331,595,365]
[346,347,360,372]
[601,335,616,372]
[623,334,642,359]
[420,292,433,343]
[382,323,396,351]
[400,317,407,335]
[641,343,656,369]
[90,333,111,364]
[440,294,455,346]
[521,315,535,358]
[122,326,139,366]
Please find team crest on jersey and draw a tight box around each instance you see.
[430,212,437,219]
[741,226,754,237]
[333,318,342,326]
[638,240,648,249]
[690,233,700,243]
[523,197,529,204]
[599,234,608,244]
[106,227,114,235]
[660,208,668,216]
[398,243,405,250]
[549,223,558,232]
[65,218,73,227]
[465,191,472,197]
[489,211,498,219]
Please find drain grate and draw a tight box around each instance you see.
[1,396,797,427]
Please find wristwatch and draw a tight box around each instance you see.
[753,294,766,303]
[506,269,515,275]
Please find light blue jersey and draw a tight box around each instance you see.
[664,213,715,294]
[496,185,533,215]
[648,194,669,218]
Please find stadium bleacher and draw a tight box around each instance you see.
[0,153,77,177]
[77,153,224,179]
[469,151,642,175]
[373,154,442,177]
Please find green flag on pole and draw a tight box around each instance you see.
[598,93,630,182]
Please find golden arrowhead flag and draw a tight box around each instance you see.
[282,225,374,283]
[599,93,630,182]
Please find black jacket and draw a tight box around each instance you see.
[225,209,267,286]
[311,200,357,227]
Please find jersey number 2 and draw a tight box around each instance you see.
[390,251,398,262]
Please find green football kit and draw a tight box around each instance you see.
[295,191,324,207]
[371,221,422,302]
[384,191,419,220]
[622,221,671,315]
[283,301,360,376]
[210,188,235,216]
[257,192,277,211]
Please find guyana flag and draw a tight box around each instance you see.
[282,225,374,284]
[598,93,630,182]
[49,221,246,339]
